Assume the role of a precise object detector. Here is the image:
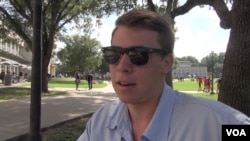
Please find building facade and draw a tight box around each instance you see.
[172,60,207,79]
[0,40,59,81]
[0,38,32,83]
[0,19,59,83]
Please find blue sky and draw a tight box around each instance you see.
[95,5,231,61]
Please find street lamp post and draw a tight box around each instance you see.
[210,51,215,94]
[28,0,42,140]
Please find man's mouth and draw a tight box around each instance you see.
[117,81,136,86]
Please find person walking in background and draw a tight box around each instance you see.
[86,72,93,90]
[77,9,249,141]
[0,71,5,84]
[216,77,221,93]
[75,70,80,91]
[18,71,23,82]
[207,76,211,93]
[203,76,208,92]
[197,76,203,91]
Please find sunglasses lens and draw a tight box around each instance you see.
[129,49,149,65]
[102,47,153,65]
[103,48,121,64]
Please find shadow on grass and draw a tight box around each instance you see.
[0,87,68,100]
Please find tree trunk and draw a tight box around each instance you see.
[41,38,53,93]
[42,62,49,93]
[218,0,250,116]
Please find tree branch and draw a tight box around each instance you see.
[147,0,156,12]
[212,0,231,29]
[171,0,231,29]
[57,14,79,31]
[9,0,31,21]
[55,0,93,31]
[166,0,174,11]
[0,6,32,48]
[56,0,79,26]
[24,0,33,21]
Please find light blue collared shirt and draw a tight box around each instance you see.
[77,84,250,141]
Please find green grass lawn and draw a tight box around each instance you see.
[42,116,90,141]
[20,78,107,88]
[1,78,217,100]
[0,87,68,100]
[173,79,218,101]
[173,79,218,91]
[0,78,107,100]
[48,78,107,88]
[190,93,218,101]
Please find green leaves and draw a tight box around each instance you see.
[57,35,102,72]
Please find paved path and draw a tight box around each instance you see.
[0,82,117,141]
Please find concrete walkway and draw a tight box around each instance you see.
[0,82,117,141]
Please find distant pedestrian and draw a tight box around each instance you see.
[207,76,211,93]
[0,71,5,83]
[75,70,81,91]
[18,71,23,82]
[197,76,203,91]
[216,78,221,93]
[86,72,93,90]
[203,76,209,93]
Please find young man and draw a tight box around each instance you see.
[78,9,249,141]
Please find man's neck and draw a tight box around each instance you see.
[127,93,161,141]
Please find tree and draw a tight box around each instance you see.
[0,0,115,92]
[57,35,102,73]
[214,52,225,77]
[200,52,224,78]
[97,59,109,76]
[218,0,250,116]
[179,56,200,66]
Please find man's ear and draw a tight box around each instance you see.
[162,53,173,74]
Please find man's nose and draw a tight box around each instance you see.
[116,54,133,73]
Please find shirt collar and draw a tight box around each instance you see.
[106,84,176,140]
[143,84,176,140]
[107,101,133,140]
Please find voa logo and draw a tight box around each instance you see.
[226,129,246,136]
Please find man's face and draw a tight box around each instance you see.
[109,26,173,104]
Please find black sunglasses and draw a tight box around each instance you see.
[101,46,167,65]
